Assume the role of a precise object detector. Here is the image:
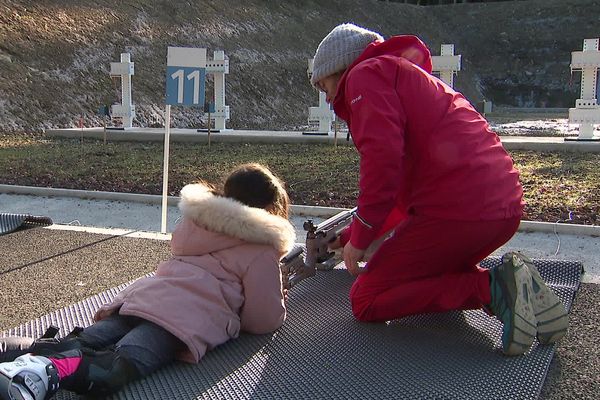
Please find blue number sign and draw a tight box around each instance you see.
[166,47,207,107]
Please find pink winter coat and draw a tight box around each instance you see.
[333,35,524,250]
[94,183,296,363]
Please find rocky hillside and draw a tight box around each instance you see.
[0,0,598,132]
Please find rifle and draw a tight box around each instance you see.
[281,207,356,289]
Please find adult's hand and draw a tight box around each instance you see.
[343,242,366,277]
[328,234,342,250]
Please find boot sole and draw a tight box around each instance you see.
[499,253,537,356]
[517,254,569,344]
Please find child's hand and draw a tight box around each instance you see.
[283,288,289,302]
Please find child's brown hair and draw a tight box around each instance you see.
[223,163,290,219]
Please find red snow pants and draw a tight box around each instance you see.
[349,215,521,322]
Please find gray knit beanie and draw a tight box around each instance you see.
[310,23,384,86]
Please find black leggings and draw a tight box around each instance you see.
[1,314,184,377]
[77,314,184,377]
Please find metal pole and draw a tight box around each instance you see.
[207,109,211,149]
[161,104,171,233]
[334,116,338,147]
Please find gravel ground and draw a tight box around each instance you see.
[540,283,600,399]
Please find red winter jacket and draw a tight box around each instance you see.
[333,35,524,250]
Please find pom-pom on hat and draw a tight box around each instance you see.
[310,23,383,87]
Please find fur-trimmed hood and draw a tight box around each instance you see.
[96,182,292,363]
[178,183,296,254]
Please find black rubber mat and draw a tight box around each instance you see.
[2,257,582,400]
[0,213,53,235]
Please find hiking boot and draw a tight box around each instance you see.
[488,252,537,356]
[513,253,569,344]
[29,337,84,358]
[53,348,140,396]
[0,327,86,364]
[31,327,89,358]
[0,354,59,400]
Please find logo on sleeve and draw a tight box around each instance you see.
[350,95,363,105]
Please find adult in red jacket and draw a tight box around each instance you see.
[310,23,568,356]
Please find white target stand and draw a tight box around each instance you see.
[109,53,135,129]
[304,58,335,136]
[202,50,230,131]
[567,38,600,141]
[161,47,208,233]
[431,44,461,88]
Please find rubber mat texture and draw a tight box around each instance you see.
[2,257,582,400]
[0,213,52,235]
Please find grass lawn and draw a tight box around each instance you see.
[1,134,598,225]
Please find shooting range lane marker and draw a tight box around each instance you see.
[567,38,600,140]
[108,53,135,129]
[305,58,335,136]
[431,44,461,88]
[162,46,209,233]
